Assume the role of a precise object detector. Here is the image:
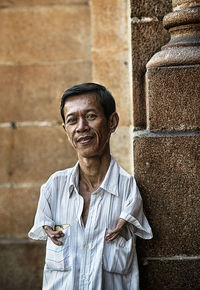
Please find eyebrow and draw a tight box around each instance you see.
[65,109,97,119]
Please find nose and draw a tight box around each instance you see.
[76,117,89,133]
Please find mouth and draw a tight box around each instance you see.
[76,135,94,145]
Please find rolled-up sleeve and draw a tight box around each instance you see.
[28,183,55,240]
[120,177,153,240]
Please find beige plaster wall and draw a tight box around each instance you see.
[0,1,91,288]
[90,0,133,174]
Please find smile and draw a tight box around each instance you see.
[76,135,94,144]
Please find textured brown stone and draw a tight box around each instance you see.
[131,0,172,18]
[146,65,200,131]
[0,240,45,290]
[0,62,91,122]
[147,5,200,68]
[0,186,41,238]
[0,6,91,63]
[0,126,77,183]
[133,134,200,256]
[138,258,200,290]
[131,21,170,129]
[173,0,200,9]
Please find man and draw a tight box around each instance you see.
[29,83,152,290]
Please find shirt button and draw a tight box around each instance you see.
[82,275,87,280]
[84,244,89,249]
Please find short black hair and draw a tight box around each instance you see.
[60,83,116,123]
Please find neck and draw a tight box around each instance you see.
[78,151,111,192]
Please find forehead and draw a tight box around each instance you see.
[64,93,103,115]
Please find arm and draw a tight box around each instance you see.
[28,184,56,240]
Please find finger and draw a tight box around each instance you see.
[106,227,119,236]
[106,230,119,240]
[51,237,63,246]
[53,231,65,238]
[106,232,119,242]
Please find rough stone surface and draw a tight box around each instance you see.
[133,135,200,256]
[146,65,200,131]
[0,126,77,183]
[131,21,170,129]
[131,0,172,18]
[147,46,200,68]
[0,240,45,290]
[0,186,41,238]
[138,258,200,290]
[0,6,91,63]
[0,62,91,122]
[173,0,200,9]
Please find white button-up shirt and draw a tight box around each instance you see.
[28,157,152,290]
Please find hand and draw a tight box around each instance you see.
[43,225,64,246]
[105,218,127,242]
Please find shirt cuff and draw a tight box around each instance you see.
[28,221,55,241]
[120,212,153,240]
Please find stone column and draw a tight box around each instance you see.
[134,1,200,289]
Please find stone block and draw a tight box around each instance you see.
[0,126,77,183]
[146,65,200,132]
[0,6,90,63]
[131,0,172,18]
[110,126,133,174]
[139,258,200,290]
[131,21,170,129]
[92,50,132,127]
[91,0,129,51]
[133,134,200,256]
[0,0,88,7]
[0,240,45,290]
[0,186,41,238]
[0,61,91,122]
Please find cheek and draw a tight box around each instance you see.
[64,129,73,142]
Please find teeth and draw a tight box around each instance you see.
[78,136,92,142]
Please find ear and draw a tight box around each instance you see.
[62,123,69,138]
[62,123,66,131]
[109,112,119,133]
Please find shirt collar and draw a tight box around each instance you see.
[68,161,80,197]
[68,156,119,197]
[99,157,119,196]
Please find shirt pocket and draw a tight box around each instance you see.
[103,235,135,274]
[45,226,71,271]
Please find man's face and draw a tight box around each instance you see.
[63,93,114,159]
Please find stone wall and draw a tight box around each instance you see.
[132,0,200,289]
[0,1,91,289]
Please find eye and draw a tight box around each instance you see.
[66,117,77,124]
[86,113,97,120]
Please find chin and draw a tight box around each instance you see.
[77,148,101,158]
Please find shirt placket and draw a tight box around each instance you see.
[79,191,103,290]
